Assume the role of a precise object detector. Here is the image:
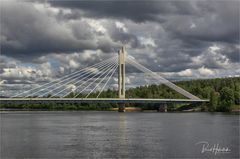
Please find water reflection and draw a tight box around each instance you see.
[118,113,129,157]
[1,112,239,158]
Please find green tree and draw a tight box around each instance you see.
[234,84,240,104]
[218,87,235,111]
[209,91,218,111]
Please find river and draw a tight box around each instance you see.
[0,111,239,158]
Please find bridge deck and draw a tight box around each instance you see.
[0,98,209,104]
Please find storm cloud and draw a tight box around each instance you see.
[0,0,239,96]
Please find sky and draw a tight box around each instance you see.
[0,0,240,96]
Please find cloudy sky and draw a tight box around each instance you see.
[0,0,239,96]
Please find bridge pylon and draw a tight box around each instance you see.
[118,46,126,112]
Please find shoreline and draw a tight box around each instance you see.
[1,108,239,113]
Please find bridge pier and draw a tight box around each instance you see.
[158,103,167,112]
[118,103,125,112]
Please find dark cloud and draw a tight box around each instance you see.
[49,1,239,44]
[218,43,240,63]
[164,1,239,44]
[0,0,239,96]
[0,1,122,60]
[1,1,239,59]
[49,1,198,22]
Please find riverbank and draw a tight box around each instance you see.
[1,77,239,112]
[1,105,239,113]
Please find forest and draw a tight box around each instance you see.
[1,77,239,112]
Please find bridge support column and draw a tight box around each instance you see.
[118,46,125,99]
[164,104,167,112]
[118,103,125,112]
[118,46,126,112]
[158,103,167,112]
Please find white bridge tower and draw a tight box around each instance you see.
[118,46,126,112]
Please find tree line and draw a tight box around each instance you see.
[81,77,239,112]
[1,77,239,112]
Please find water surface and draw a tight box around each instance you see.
[1,111,239,158]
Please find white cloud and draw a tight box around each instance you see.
[85,67,98,73]
[69,59,79,69]
[1,64,52,81]
[138,36,156,47]
[59,66,65,74]
[198,66,215,76]
[191,44,230,68]
[190,22,196,29]
[209,45,221,52]
[0,80,7,85]
[115,21,128,33]
[0,0,239,97]
[66,84,76,92]
[39,62,53,76]
[178,69,193,76]
[83,18,107,34]
[125,77,131,84]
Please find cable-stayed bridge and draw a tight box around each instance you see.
[0,47,208,112]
